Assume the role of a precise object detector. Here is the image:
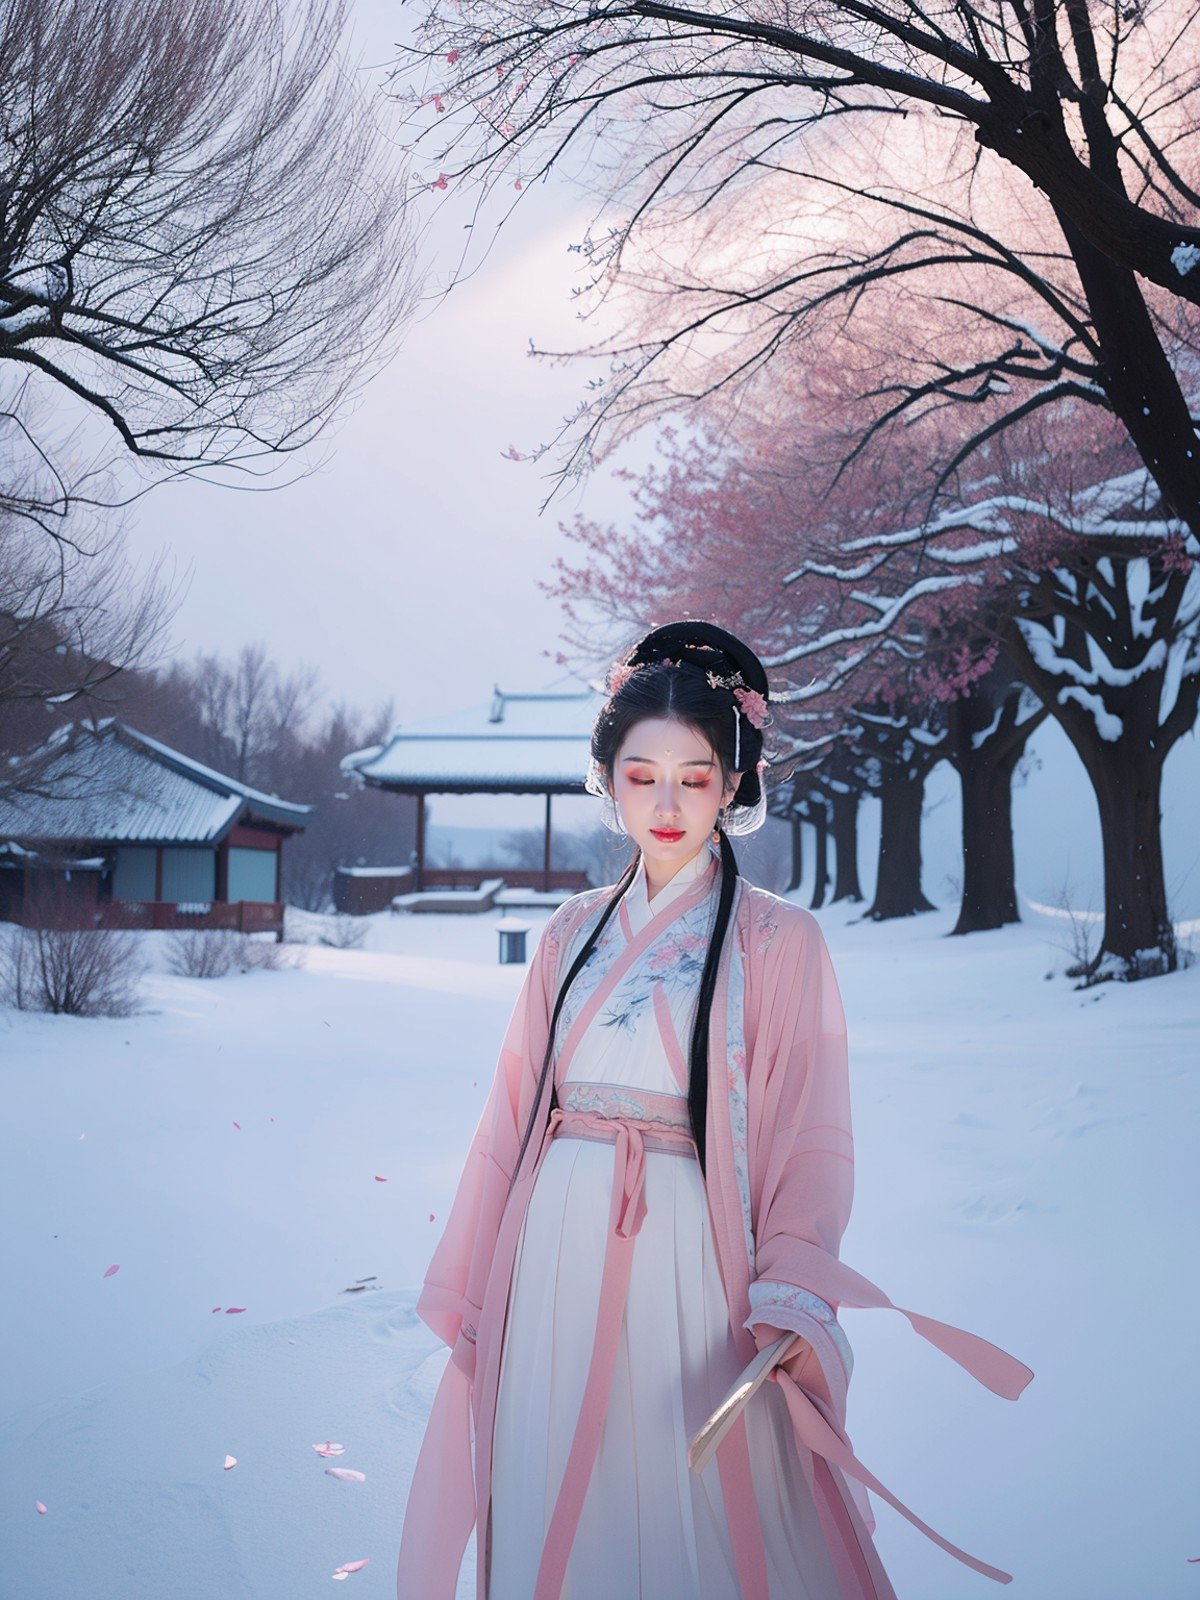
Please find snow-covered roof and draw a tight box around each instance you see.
[343,685,602,794]
[0,721,311,846]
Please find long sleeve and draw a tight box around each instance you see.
[742,904,856,1422]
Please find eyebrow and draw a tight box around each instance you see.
[620,756,715,767]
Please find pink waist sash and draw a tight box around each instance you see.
[530,1102,696,1600]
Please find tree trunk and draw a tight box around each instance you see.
[951,739,1021,933]
[1002,600,1195,980]
[867,764,936,920]
[809,801,830,911]
[1077,741,1173,978]
[829,787,862,902]
[787,812,803,892]
[945,669,1048,935]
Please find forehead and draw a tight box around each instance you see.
[616,716,716,764]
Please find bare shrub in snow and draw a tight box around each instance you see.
[166,927,298,976]
[166,928,243,980]
[317,915,367,950]
[237,935,297,973]
[0,922,145,1017]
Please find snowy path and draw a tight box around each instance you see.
[1,903,1196,1598]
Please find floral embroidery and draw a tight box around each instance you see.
[562,1081,691,1129]
[754,900,780,957]
[746,1280,854,1376]
[724,884,755,1273]
[553,898,628,1043]
[597,901,711,1034]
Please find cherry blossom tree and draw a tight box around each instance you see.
[392,0,1200,548]
[781,400,1199,978]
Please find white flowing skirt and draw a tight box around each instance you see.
[488,1134,842,1600]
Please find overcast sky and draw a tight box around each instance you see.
[122,1,628,729]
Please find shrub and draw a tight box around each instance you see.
[165,928,243,979]
[166,927,298,977]
[0,922,146,1017]
[317,914,367,950]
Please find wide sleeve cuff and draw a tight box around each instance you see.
[743,1279,854,1423]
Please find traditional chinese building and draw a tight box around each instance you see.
[341,684,601,901]
[0,720,310,936]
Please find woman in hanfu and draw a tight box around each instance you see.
[396,621,1033,1600]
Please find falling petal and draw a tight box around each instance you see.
[288,1338,296,1345]
[374,1175,388,1183]
[232,1121,240,1130]
[269,1116,275,1122]
[212,1307,222,1314]
[225,1307,246,1314]
[103,1264,119,1278]
[224,1455,237,1470]
[326,1468,366,1483]
[313,1442,345,1457]
[78,1133,85,1140]
[36,1501,47,1514]
[428,1213,435,1222]
[332,1577,347,1583]
[334,1559,368,1574]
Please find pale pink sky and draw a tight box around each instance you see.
[124,1,625,724]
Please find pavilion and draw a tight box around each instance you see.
[341,684,602,895]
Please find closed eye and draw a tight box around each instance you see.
[628,778,710,788]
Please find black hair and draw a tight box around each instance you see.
[509,645,767,1185]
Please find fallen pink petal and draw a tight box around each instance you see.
[35,1501,47,1515]
[102,1264,119,1278]
[312,1442,344,1457]
[223,1455,237,1470]
[325,1467,366,1482]
[225,1307,246,1314]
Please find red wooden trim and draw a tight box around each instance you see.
[227,824,282,850]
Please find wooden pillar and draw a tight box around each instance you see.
[154,846,164,901]
[542,793,553,893]
[414,792,426,892]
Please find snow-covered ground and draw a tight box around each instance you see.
[1,889,1197,1599]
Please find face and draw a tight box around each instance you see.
[609,716,740,874]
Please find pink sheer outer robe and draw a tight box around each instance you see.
[396,871,1034,1598]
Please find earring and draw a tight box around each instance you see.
[599,792,626,836]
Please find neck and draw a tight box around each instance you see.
[643,841,711,903]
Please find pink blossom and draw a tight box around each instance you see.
[446,50,459,64]
[431,173,448,191]
[608,661,635,694]
[733,686,769,729]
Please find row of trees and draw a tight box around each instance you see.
[389,0,1200,983]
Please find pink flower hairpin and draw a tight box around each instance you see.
[732,686,769,730]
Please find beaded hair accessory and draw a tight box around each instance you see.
[606,655,770,768]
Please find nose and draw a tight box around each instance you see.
[655,784,682,820]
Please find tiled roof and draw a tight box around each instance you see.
[344,685,601,793]
[0,721,310,845]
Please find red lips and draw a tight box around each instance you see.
[650,828,686,842]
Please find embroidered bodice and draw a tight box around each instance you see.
[554,843,718,1108]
